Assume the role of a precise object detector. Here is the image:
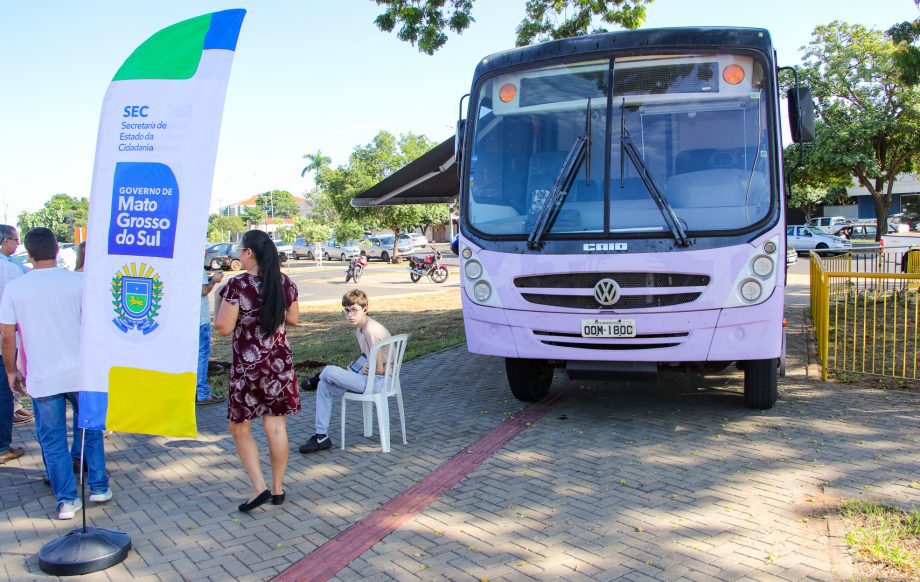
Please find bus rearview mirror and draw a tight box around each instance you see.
[787,87,816,144]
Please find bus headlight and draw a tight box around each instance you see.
[462,247,472,259]
[763,240,776,254]
[752,256,774,277]
[473,281,492,301]
[464,259,483,280]
[740,279,762,302]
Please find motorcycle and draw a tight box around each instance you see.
[407,248,449,284]
[345,255,368,283]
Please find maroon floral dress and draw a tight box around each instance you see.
[219,273,300,423]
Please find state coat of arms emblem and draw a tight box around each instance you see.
[111,263,164,334]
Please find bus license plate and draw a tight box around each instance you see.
[581,319,636,338]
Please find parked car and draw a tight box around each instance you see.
[325,239,362,261]
[787,225,853,254]
[886,213,914,232]
[410,232,429,247]
[221,244,242,271]
[362,235,412,262]
[205,242,234,270]
[273,240,292,263]
[292,237,312,260]
[805,216,854,235]
[400,231,428,248]
[839,222,896,242]
[11,250,31,270]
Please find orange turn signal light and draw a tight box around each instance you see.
[722,64,744,85]
[499,83,517,103]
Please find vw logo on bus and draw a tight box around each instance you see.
[593,278,621,306]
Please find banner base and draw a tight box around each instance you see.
[38,527,131,576]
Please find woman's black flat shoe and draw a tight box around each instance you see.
[238,489,271,512]
[272,491,285,505]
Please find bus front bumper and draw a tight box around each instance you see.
[462,289,783,363]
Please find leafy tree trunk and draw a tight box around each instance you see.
[857,172,895,242]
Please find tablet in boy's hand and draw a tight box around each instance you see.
[348,354,367,374]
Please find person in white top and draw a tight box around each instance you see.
[299,289,390,453]
[0,227,111,520]
[0,224,25,464]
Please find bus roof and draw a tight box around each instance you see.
[472,27,774,80]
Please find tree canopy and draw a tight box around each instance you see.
[371,0,650,55]
[318,130,450,260]
[794,21,920,240]
[17,193,88,243]
[887,16,920,86]
[240,205,264,227]
[207,214,246,242]
[255,190,299,218]
[301,150,332,179]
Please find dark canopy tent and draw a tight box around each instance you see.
[351,136,458,207]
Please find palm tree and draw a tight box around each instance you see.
[301,150,332,178]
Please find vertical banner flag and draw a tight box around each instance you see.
[79,10,246,438]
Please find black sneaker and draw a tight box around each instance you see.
[299,434,332,453]
[299,374,320,392]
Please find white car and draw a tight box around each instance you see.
[408,232,429,247]
[272,240,292,263]
[787,225,852,254]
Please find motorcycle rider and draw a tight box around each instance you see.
[299,289,390,453]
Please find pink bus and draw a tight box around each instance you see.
[454,28,814,409]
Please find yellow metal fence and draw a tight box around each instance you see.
[810,247,920,381]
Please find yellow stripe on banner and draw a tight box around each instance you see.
[107,366,197,438]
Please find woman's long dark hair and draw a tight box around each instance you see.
[241,230,286,338]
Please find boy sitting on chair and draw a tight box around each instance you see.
[299,289,390,453]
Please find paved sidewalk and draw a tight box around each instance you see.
[1,280,918,580]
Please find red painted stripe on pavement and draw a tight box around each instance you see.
[275,388,569,582]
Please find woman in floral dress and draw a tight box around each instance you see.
[215,230,299,512]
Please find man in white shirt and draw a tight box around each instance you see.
[0,224,25,463]
[0,227,111,520]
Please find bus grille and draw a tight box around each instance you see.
[514,272,708,310]
[514,272,710,289]
[520,292,701,310]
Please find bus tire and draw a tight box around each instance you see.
[505,358,553,402]
[743,358,778,409]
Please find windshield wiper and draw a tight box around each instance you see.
[528,100,592,250]
[619,100,689,247]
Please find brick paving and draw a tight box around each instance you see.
[1,271,918,580]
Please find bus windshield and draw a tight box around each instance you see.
[467,54,773,238]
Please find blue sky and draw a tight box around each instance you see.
[0,0,916,221]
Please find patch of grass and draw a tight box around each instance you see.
[839,499,920,579]
[208,289,464,392]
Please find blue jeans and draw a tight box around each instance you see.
[196,323,212,401]
[0,359,12,454]
[32,392,108,505]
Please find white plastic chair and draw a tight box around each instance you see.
[340,334,409,453]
